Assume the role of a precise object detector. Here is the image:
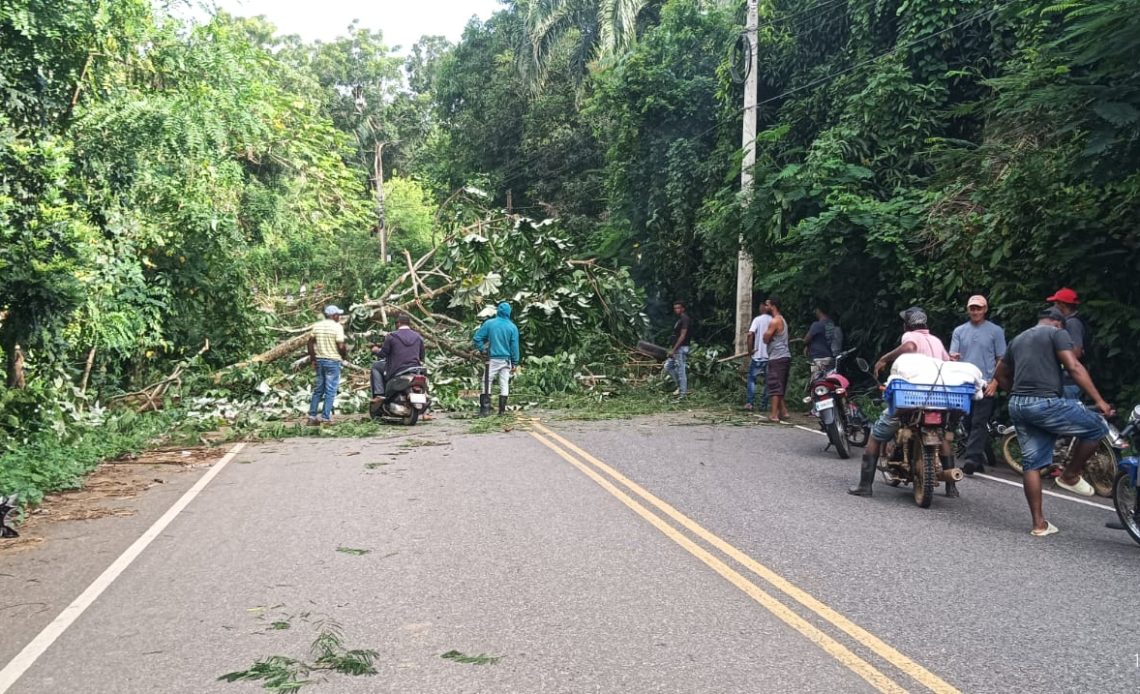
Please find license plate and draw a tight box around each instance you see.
[814,398,834,411]
[409,393,427,404]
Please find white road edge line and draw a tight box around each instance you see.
[0,441,247,694]
[973,472,1114,511]
[795,424,826,437]
[792,423,1114,511]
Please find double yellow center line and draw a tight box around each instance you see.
[527,420,959,694]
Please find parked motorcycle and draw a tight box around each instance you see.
[803,349,870,459]
[954,417,1001,470]
[369,366,430,426]
[999,414,1125,497]
[1112,404,1140,547]
[876,378,971,508]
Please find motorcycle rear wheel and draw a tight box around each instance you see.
[826,418,851,459]
[911,439,935,509]
[402,409,420,426]
[1112,471,1140,547]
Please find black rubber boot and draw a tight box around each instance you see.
[848,454,876,497]
[944,453,960,498]
[478,394,491,417]
[498,395,508,415]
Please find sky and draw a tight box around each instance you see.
[205,0,504,52]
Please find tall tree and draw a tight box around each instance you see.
[517,0,658,87]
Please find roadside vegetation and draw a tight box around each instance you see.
[3,0,1138,510]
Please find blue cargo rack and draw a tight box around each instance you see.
[884,380,975,416]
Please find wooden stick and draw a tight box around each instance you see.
[717,351,751,363]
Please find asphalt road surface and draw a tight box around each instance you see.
[2,413,1138,693]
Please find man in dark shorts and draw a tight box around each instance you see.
[762,297,791,422]
[994,307,1113,536]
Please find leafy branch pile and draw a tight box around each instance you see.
[219,618,377,692]
[203,207,650,419]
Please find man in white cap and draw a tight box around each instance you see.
[950,294,1006,475]
[307,305,348,425]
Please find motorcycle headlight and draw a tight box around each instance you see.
[813,386,830,398]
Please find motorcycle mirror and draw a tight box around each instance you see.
[855,357,870,372]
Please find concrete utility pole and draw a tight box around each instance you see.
[374,140,388,263]
[735,0,759,356]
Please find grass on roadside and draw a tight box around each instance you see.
[0,410,185,508]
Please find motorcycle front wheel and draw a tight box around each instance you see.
[1112,471,1140,547]
[1083,440,1119,498]
[1001,433,1024,475]
[826,418,851,459]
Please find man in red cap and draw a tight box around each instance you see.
[1047,288,1085,400]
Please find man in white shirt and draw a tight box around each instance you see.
[744,302,772,412]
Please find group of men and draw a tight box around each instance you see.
[846,288,1114,536]
[304,301,520,425]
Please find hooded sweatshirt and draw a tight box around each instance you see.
[380,326,426,378]
[473,302,521,364]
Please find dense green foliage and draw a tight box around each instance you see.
[3,0,1140,504]
[428,0,1139,398]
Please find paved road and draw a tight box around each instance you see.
[2,414,1138,693]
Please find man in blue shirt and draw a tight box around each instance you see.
[950,295,1006,475]
[473,301,521,416]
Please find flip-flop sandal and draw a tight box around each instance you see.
[1030,521,1059,537]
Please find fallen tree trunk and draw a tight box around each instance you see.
[226,333,310,371]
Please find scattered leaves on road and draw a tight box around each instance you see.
[441,650,503,665]
[335,547,370,556]
[220,618,377,691]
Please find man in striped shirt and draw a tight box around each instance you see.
[307,305,348,425]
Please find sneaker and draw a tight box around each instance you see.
[306,416,321,426]
[743,403,753,411]
[1055,476,1095,497]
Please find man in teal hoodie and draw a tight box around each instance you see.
[473,301,521,416]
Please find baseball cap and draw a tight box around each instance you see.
[1046,288,1080,305]
[967,295,988,309]
[323,305,344,316]
[1039,307,1067,326]
[899,306,928,327]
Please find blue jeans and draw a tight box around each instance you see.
[871,410,901,442]
[664,346,689,395]
[309,358,342,420]
[747,358,769,408]
[1063,384,1081,400]
[1008,395,1109,471]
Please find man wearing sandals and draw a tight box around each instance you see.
[994,307,1114,536]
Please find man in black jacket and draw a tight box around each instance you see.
[372,314,426,400]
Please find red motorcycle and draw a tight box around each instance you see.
[804,349,870,459]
